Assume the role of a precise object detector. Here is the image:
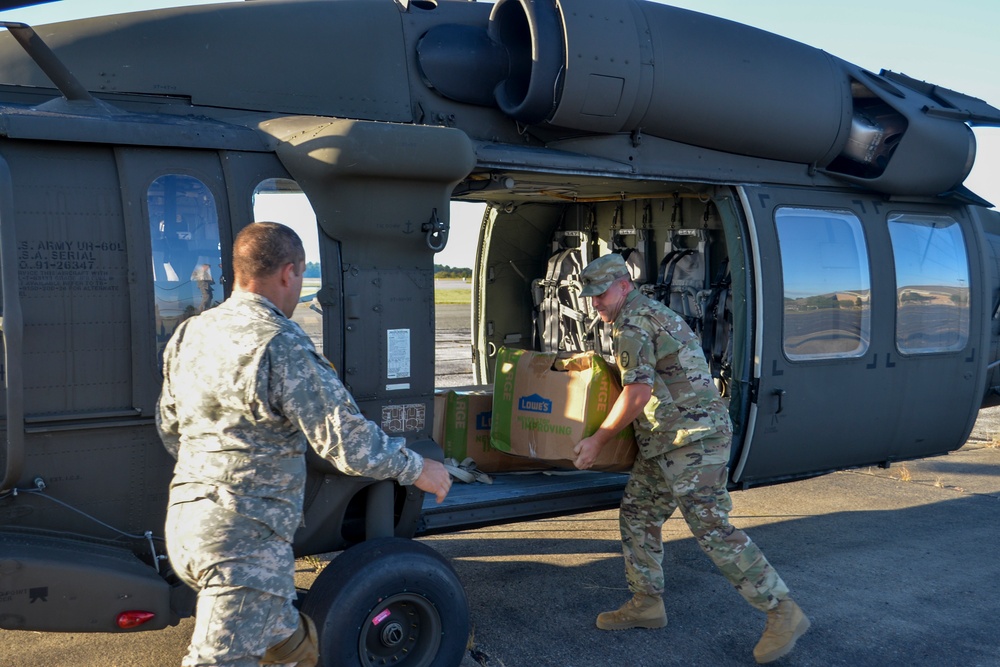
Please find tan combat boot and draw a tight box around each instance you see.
[261,611,320,667]
[596,593,667,631]
[753,598,810,664]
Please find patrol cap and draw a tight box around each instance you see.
[578,253,631,296]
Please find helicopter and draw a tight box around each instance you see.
[0,1,998,665]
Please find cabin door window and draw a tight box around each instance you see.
[888,214,970,354]
[774,207,872,360]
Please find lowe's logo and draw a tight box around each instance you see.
[518,394,552,414]
[476,411,492,431]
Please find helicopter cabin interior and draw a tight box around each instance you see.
[456,170,991,492]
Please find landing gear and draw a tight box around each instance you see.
[302,537,469,667]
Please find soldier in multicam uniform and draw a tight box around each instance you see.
[156,222,452,667]
[573,253,809,664]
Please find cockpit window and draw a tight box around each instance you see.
[775,207,871,360]
[888,214,969,354]
[148,174,222,363]
[252,179,322,352]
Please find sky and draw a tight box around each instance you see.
[0,0,996,269]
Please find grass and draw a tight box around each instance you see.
[300,278,470,305]
[300,554,325,572]
[435,288,472,305]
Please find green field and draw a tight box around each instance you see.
[434,288,472,305]
[301,279,470,305]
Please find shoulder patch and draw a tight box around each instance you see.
[615,331,644,371]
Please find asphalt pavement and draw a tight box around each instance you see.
[3,305,998,666]
[431,439,1000,667]
[5,422,998,667]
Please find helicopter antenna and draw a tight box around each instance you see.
[1,22,105,107]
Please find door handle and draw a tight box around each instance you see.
[772,388,786,414]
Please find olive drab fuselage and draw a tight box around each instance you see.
[0,0,997,645]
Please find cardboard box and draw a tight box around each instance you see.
[490,348,637,472]
[433,386,550,473]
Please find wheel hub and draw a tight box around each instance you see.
[360,593,441,667]
[380,620,405,647]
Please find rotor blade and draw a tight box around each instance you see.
[0,0,58,11]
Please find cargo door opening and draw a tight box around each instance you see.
[466,186,745,414]
[422,178,749,530]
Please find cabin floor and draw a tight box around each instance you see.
[427,300,628,534]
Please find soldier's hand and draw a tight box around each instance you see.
[573,437,602,470]
[414,459,452,503]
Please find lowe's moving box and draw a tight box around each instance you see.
[490,348,637,472]
[433,386,550,473]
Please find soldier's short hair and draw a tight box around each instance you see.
[233,222,305,281]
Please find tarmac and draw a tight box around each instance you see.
[3,304,999,666]
[436,438,1000,667]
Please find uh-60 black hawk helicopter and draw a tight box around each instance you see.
[0,0,998,664]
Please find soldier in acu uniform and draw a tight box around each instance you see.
[573,253,809,665]
[157,222,452,667]
[190,262,215,312]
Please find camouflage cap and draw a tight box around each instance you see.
[578,253,631,296]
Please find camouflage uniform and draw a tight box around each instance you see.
[610,285,789,612]
[157,291,424,666]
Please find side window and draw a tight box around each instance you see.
[148,174,222,360]
[888,214,970,354]
[252,178,322,351]
[775,207,871,360]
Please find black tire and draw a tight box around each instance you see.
[301,537,469,667]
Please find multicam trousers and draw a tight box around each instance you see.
[166,499,301,667]
[620,435,790,612]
